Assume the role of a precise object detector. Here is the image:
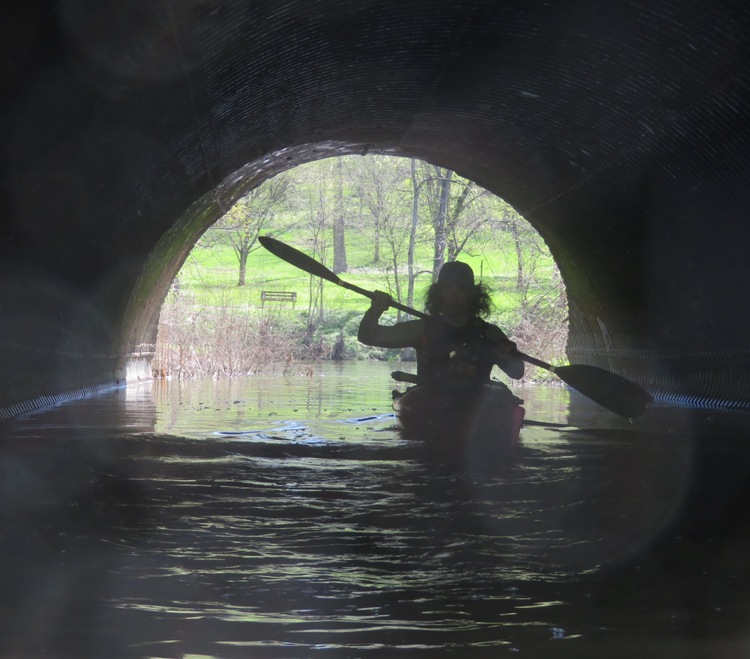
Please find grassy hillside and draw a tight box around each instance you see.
[175,227,557,318]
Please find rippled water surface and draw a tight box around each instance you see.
[2,362,750,658]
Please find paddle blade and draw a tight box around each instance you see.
[259,236,341,285]
[554,364,652,418]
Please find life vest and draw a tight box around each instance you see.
[416,317,498,391]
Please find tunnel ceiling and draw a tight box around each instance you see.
[2,0,750,413]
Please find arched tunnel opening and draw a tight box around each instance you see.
[145,152,569,383]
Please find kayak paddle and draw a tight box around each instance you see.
[258,235,419,318]
[258,235,653,418]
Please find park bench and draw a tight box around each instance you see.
[261,290,297,306]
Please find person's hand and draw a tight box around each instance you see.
[369,291,392,313]
[495,339,524,379]
[495,338,517,355]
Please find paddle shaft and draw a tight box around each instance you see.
[258,235,427,319]
[515,351,555,371]
[338,279,429,320]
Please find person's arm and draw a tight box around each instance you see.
[358,292,424,348]
[486,324,525,379]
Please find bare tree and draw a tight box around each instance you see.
[446,186,494,261]
[348,156,417,318]
[350,156,411,264]
[376,191,412,320]
[302,182,331,335]
[425,166,453,279]
[489,202,541,290]
[417,164,501,280]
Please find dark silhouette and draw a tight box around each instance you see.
[358,261,523,390]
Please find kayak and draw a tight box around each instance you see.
[392,379,525,456]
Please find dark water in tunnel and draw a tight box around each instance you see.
[2,362,750,658]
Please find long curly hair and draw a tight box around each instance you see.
[424,281,494,318]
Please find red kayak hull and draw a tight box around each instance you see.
[394,385,524,456]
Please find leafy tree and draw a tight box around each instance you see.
[349,155,411,264]
[207,174,291,286]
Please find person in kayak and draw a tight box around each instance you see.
[358,260,524,391]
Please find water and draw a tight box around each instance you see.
[2,361,750,658]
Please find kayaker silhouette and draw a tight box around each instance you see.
[358,261,524,391]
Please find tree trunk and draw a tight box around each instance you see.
[333,216,347,273]
[432,169,453,280]
[509,220,525,290]
[373,219,380,262]
[237,246,250,286]
[391,250,402,322]
[407,159,420,308]
[333,159,348,273]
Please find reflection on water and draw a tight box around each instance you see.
[1,361,750,658]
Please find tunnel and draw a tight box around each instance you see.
[2,0,750,418]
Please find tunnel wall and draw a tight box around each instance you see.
[2,0,750,415]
